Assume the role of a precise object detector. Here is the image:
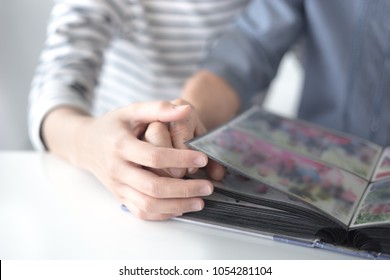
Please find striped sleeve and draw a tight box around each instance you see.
[28,0,249,150]
[28,0,122,150]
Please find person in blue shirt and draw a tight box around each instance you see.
[171,0,390,148]
[139,0,390,220]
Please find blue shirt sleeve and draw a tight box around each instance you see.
[202,0,304,109]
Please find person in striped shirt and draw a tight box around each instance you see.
[28,0,249,220]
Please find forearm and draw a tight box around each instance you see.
[181,70,241,130]
[183,1,304,123]
[29,1,119,151]
[42,107,93,169]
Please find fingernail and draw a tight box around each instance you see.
[188,167,198,174]
[169,168,183,178]
[200,185,212,196]
[191,202,203,211]
[174,104,190,111]
[194,156,207,167]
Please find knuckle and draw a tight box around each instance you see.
[149,122,165,132]
[144,130,154,144]
[173,98,192,108]
[132,209,149,220]
[170,204,182,215]
[144,179,162,198]
[112,132,127,154]
[171,121,189,133]
[106,160,120,180]
[107,181,121,196]
[147,149,163,167]
[144,122,167,143]
[169,121,196,142]
[157,100,169,111]
[181,185,191,198]
[171,129,192,143]
[140,198,156,213]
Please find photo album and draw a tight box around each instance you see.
[182,106,390,259]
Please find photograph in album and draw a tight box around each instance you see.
[182,106,390,259]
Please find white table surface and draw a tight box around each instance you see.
[0,151,359,259]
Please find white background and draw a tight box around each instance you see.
[0,0,52,150]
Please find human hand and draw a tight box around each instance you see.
[144,98,225,181]
[74,101,214,220]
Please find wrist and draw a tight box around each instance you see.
[70,114,95,170]
[43,107,93,169]
[181,70,240,129]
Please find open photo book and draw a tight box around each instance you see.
[183,106,390,259]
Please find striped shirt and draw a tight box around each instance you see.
[29,0,249,150]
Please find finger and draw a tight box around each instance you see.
[195,122,207,137]
[144,122,173,148]
[145,166,186,179]
[117,186,180,220]
[170,118,198,175]
[119,137,208,169]
[143,166,171,177]
[116,163,213,198]
[144,122,186,178]
[118,100,192,124]
[169,116,207,175]
[122,202,177,221]
[169,118,196,150]
[169,111,207,149]
[117,184,205,215]
[206,160,226,181]
[187,122,207,174]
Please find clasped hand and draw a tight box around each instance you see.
[78,100,223,220]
